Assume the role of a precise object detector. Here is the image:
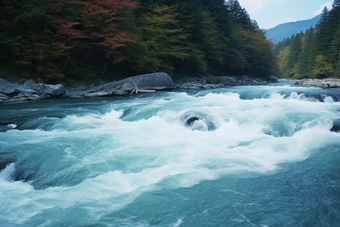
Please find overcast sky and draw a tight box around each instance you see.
[237,0,334,29]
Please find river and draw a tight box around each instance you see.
[0,81,340,226]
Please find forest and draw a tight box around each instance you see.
[0,0,278,84]
[276,0,340,79]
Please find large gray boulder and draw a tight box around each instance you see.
[83,72,173,97]
[33,83,66,97]
[42,84,66,97]
[104,72,173,95]
[23,79,36,89]
[218,76,237,86]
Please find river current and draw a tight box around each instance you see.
[0,82,340,226]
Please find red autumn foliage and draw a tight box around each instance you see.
[100,31,135,63]
[75,0,137,63]
[49,0,64,13]
[57,22,85,40]
[93,0,138,11]
[50,0,137,62]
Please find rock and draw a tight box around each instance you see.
[23,79,36,89]
[82,72,173,97]
[295,79,340,89]
[218,76,237,86]
[331,119,340,132]
[0,85,17,94]
[0,77,66,103]
[26,94,41,101]
[41,84,66,97]
[21,89,36,97]
[0,93,9,100]
[33,83,45,92]
[84,91,109,98]
[179,112,216,131]
[218,76,267,86]
[32,84,66,97]
[13,93,26,99]
[104,72,173,95]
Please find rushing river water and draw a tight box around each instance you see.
[0,82,340,227]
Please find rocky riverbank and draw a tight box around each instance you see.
[294,78,340,88]
[0,78,67,104]
[175,75,267,89]
[0,73,268,104]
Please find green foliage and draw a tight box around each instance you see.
[206,74,219,84]
[0,0,279,82]
[295,28,316,78]
[277,3,340,79]
[313,55,335,78]
[137,4,191,74]
[335,55,340,78]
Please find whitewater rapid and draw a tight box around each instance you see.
[0,83,340,226]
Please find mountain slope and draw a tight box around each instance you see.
[266,15,321,44]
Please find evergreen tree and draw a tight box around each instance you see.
[296,28,316,78]
[0,0,62,81]
[333,0,340,8]
[336,54,340,78]
[282,34,302,77]
[138,4,190,74]
[226,0,252,30]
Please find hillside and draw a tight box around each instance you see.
[266,15,321,44]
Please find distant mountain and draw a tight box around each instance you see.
[265,15,321,44]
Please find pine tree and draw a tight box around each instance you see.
[336,54,340,78]
[296,28,316,78]
[333,0,340,8]
[283,34,302,77]
[226,0,253,30]
[313,55,335,78]
[0,0,62,81]
[138,4,191,74]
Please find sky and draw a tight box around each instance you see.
[238,0,334,29]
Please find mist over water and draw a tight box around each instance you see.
[1,82,340,226]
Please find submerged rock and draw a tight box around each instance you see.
[331,119,340,132]
[179,112,216,131]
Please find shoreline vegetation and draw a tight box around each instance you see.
[1,72,340,104]
[0,72,269,104]
[276,1,340,80]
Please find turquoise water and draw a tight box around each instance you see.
[0,82,340,226]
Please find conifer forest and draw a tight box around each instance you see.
[276,0,340,79]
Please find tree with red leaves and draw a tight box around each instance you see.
[75,0,137,63]
[48,0,137,74]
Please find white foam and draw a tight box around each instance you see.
[7,124,17,129]
[0,163,15,181]
[173,217,184,227]
[324,96,335,103]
